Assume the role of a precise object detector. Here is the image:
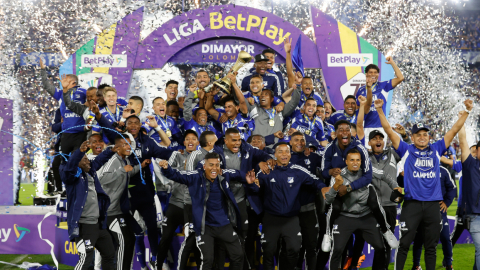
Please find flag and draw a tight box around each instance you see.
[292,35,305,77]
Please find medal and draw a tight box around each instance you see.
[305,130,311,135]
[269,119,275,126]
[166,130,172,137]
[266,108,276,127]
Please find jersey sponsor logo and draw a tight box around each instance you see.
[414,157,434,171]
[64,112,80,118]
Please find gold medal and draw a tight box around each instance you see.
[305,130,311,135]
[269,119,275,126]
[166,130,172,137]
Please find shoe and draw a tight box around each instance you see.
[162,263,170,270]
[411,266,422,270]
[383,230,398,249]
[356,254,366,268]
[321,234,332,252]
[342,257,352,269]
[148,259,156,270]
[446,266,453,270]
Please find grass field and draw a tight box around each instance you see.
[17,183,48,205]
[0,245,475,269]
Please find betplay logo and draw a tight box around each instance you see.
[0,224,30,242]
[327,53,373,67]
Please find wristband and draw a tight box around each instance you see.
[465,108,472,114]
[155,126,162,132]
[120,117,126,122]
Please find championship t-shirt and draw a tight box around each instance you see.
[355,80,394,128]
[396,138,446,201]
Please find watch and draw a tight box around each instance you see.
[346,185,352,192]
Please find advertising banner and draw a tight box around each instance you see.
[0,215,55,254]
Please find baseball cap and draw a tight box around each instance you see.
[368,130,385,141]
[411,123,430,134]
[254,54,269,63]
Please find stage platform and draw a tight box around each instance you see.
[0,205,55,215]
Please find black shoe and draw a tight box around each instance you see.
[148,259,156,270]
[446,266,454,270]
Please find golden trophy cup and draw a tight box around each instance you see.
[205,50,253,94]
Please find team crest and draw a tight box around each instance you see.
[305,159,311,165]
[287,177,294,183]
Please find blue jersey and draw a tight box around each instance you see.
[143,115,182,150]
[396,139,447,201]
[175,117,185,137]
[355,80,394,128]
[267,69,287,95]
[443,146,456,158]
[241,67,282,97]
[93,105,125,144]
[327,110,357,125]
[184,119,222,139]
[297,91,324,110]
[53,86,87,133]
[291,114,326,142]
[461,155,480,215]
[116,97,128,106]
[323,121,335,141]
[244,92,283,107]
[217,113,255,141]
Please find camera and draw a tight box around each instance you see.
[112,121,126,132]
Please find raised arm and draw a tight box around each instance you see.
[284,37,297,89]
[364,77,374,114]
[145,116,171,147]
[281,87,295,103]
[356,95,367,141]
[457,112,470,163]
[282,72,303,117]
[375,99,401,150]
[205,90,220,121]
[91,147,116,172]
[60,141,88,185]
[229,73,248,114]
[159,160,195,186]
[63,88,88,116]
[184,86,196,122]
[385,57,405,88]
[40,58,57,98]
[444,100,473,148]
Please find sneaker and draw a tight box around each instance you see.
[148,259,156,270]
[411,266,422,270]
[162,263,170,270]
[446,266,453,270]
[383,230,398,249]
[321,234,332,252]
[356,254,366,268]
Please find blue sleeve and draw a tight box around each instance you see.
[326,115,336,126]
[349,145,373,190]
[117,97,128,106]
[433,138,447,158]
[224,169,247,183]
[61,149,85,185]
[53,88,62,101]
[321,145,334,179]
[92,126,101,133]
[91,148,115,172]
[442,168,457,207]
[395,140,409,157]
[315,94,324,106]
[382,80,394,91]
[452,160,462,173]
[143,121,153,134]
[273,96,283,106]
[147,137,174,160]
[161,166,195,186]
[301,170,327,190]
[251,147,272,163]
[264,134,275,146]
[96,114,118,143]
[315,121,326,142]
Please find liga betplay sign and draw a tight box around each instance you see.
[59,4,395,112]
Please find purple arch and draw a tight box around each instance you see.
[134,4,320,69]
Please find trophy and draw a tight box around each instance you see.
[204,50,253,94]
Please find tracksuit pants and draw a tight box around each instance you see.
[451,214,466,247]
[245,204,263,270]
[130,202,159,265]
[108,214,135,270]
[395,200,442,270]
[350,205,397,269]
[196,224,244,270]
[178,204,202,269]
[329,213,386,270]
[262,212,302,270]
[157,203,185,268]
[412,212,453,267]
[296,209,318,270]
[214,199,249,270]
[74,223,115,270]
